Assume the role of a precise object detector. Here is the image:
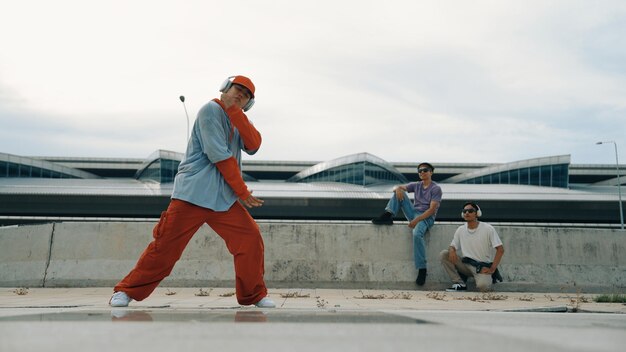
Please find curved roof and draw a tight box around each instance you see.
[442,155,571,184]
[134,150,184,179]
[0,152,100,179]
[287,152,408,185]
[134,149,257,183]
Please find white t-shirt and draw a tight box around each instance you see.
[450,222,503,263]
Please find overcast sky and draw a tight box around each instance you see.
[1,0,625,165]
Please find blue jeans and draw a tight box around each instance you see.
[385,191,435,270]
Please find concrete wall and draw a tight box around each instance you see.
[1,221,625,293]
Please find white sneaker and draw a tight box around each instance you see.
[445,283,467,292]
[254,297,276,308]
[109,291,132,307]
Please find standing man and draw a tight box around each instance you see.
[110,75,275,308]
[439,202,504,292]
[371,162,442,286]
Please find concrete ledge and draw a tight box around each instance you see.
[0,221,624,292]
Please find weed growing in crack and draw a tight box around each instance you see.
[354,290,386,299]
[279,291,310,298]
[456,293,508,302]
[11,287,29,295]
[194,288,212,297]
[426,292,447,301]
[594,294,626,303]
[568,290,590,312]
[481,292,508,300]
[389,291,413,300]
[316,297,328,308]
[518,295,535,302]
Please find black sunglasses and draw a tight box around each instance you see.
[462,208,476,214]
[418,168,432,173]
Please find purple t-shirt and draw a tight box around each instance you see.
[406,181,442,218]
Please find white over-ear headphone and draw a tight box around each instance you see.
[461,202,482,218]
[219,76,255,112]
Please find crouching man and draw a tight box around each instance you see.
[439,202,504,292]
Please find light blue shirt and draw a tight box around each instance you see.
[171,100,257,211]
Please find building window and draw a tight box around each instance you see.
[509,169,519,184]
[459,163,569,188]
[8,162,19,177]
[297,162,405,186]
[529,166,540,185]
[540,165,552,187]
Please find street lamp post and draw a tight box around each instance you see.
[179,96,190,141]
[596,141,624,230]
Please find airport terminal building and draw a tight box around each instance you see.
[0,150,624,227]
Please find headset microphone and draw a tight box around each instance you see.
[179,95,190,142]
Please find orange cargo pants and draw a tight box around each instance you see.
[114,199,267,306]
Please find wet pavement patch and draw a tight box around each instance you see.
[0,309,432,324]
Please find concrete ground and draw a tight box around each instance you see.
[1,287,625,352]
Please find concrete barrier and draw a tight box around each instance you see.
[0,221,624,293]
[0,223,52,287]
